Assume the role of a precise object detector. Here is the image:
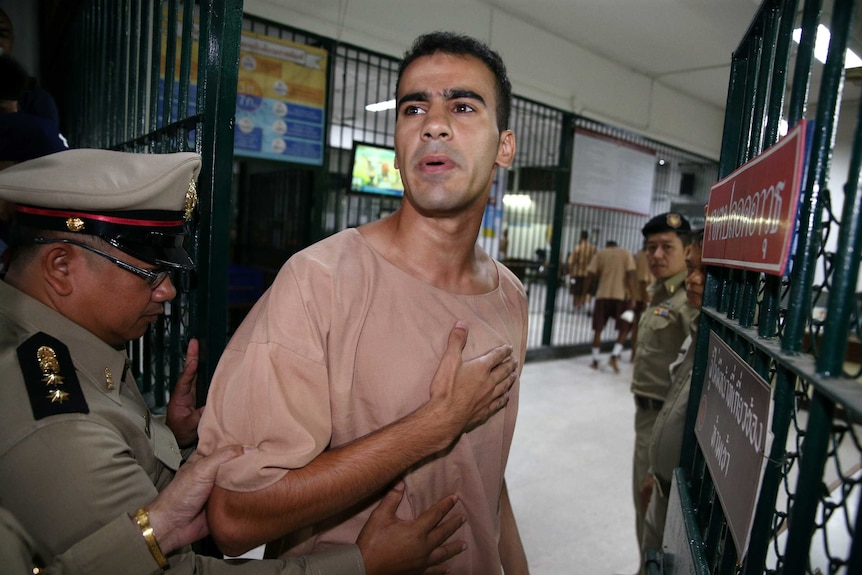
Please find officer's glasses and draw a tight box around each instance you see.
[33,237,171,288]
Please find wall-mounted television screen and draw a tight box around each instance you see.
[350,142,404,197]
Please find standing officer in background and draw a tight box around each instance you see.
[0,149,497,574]
[640,229,705,562]
[629,212,697,574]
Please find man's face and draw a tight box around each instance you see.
[70,243,177,347]
[645,231,687,280]
[0,12,13,57]
[685,241,705,308]
[394,52,515,217]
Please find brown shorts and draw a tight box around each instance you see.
[570,275,589,297]
[592,298,631,331]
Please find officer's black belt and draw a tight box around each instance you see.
[635,395,664,410]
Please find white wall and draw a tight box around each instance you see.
[243,0,726,159]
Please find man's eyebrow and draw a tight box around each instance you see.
[397,89,487,108]
[444,88,486,105]
[397,91,430,108]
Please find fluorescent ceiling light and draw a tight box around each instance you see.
[792,24,862,68]
[503,194,533,209]
[365,99,396,112]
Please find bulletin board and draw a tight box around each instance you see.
[568,129,656,215]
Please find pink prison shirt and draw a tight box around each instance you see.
[198,229,528,574]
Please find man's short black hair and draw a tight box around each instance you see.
[396,31,512,133]
[0,55,28,101]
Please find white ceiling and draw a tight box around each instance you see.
[483,0,764,109]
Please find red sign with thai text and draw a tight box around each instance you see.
[703,120,808,276]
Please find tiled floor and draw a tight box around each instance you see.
[507,352,640,574]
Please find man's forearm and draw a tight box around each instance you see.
[208,401,460,556]
[207,323,515,556]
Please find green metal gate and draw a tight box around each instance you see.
[666,0,862,573]
[54,0,242,407]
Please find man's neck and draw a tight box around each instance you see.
[358,208,495,294]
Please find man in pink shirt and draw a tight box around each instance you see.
[198,31,529,575]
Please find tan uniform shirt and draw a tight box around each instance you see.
[587,246,635,300]
[631,271,698,401]
[648,320,698,487]
[0,281,364,575]
[198,229,528,575]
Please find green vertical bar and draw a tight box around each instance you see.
[717,54,748,178]
[717,531,738,575]
[784,0,850,353]
[737,35,760,167]
[148,0,163,143]
[161,0,178,132]
[756,0,795,340]
[781,390,834,575]
[848,492,862,574]
[746,25,770,160]
[741,365,796,575]
[817,45,862,376]
[97,1,109,145]
[195,0,243,401]
[126,0,138,142]
[177,0,194,122]
[786,0,822,125]
[542,113,574,346]
[312,36,336,244]
[764,0,798,146]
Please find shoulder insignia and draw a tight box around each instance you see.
[16,332,89,420]
[653,307,670,318]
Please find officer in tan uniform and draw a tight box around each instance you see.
[629,212,697,574]
[0,149,504,574]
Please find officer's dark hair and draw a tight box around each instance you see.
[679,230,693,247]
[6,223,109,269]
[580,230,589,241]
[396,31,512,133]
[690,228,704,247]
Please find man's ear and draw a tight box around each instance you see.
[41,245,76,296]
[495,130,516,169]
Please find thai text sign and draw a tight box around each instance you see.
[703,120,808,275]
[695,331,773,556]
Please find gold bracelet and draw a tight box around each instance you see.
[134,507,170,570]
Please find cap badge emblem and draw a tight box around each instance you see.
[667,213,682,228]
[66,217,85,232]
[184,178,198,221]
[37,346,69,404]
